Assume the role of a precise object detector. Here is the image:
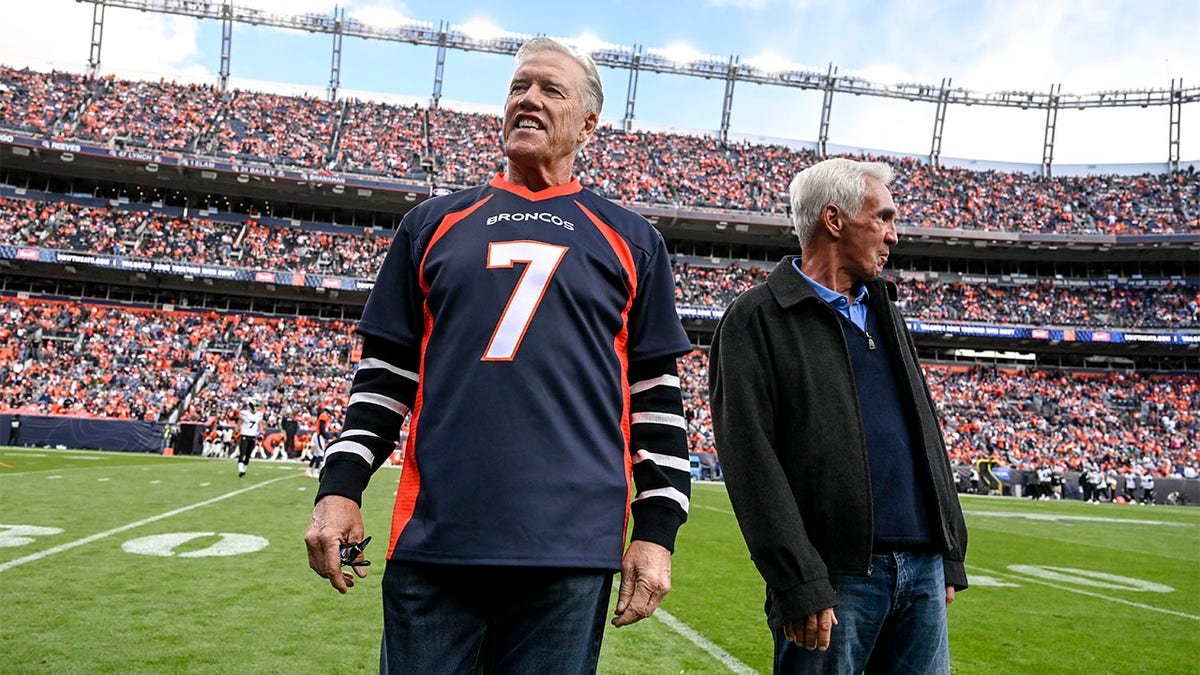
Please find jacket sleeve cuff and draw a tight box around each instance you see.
[943,559,969,591]
[766,578,839,630]
[630,503,686,553]
[315,456,373,506]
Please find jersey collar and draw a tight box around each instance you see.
[490,173,583,201]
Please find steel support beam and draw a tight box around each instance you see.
[1169,78,1183,172]
[431,21,447,108]
[623,45,641,132]
[87,1,106,77]
[1041,83,1061,178]
[719,55,737,142]
[818,63,836,158]
[327,6,344,101]
[219,1,232,91]
[930,77,951,167]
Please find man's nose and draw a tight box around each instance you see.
[516,86,544,109]
[884,220,900,245]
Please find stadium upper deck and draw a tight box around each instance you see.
[2,65,1198,236]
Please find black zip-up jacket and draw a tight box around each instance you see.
[709,256,968,629]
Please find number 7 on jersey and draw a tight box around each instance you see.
[483,240,569,361]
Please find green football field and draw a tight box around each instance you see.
[1,447,1197,674]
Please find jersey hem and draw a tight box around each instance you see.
[387,549,621,571]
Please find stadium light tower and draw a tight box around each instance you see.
[817,63,837,158]
[219,1,232,92]
[1041,83,1062,178]
[720,55,738,143]
[929,77,951,167]
[623,44,642,131]
[86,0,105,77]
[1169,78,1184,173]
[328,6,345,102]
[75,0,1200,169]
[432,20,448,108]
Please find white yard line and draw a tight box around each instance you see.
[694,504,735,515]
[963,510,1194,528]
[969,565,1200,621]
[0,474,298,573]
[654,609,758,674]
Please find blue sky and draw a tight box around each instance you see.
[3,0,1198,166]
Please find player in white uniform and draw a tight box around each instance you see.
[237,398,265,478]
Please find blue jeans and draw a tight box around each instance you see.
[380,560,613,674]
[772,551,949,674]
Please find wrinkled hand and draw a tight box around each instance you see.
[612,540,672,627]
[783,607,838,651]
[304,495,368,594]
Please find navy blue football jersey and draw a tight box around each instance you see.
[359,175,691,568]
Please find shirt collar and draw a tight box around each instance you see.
[790,258,869,307]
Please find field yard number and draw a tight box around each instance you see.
[1008,565,1174,593]
[122,532,268,557]
[0,524,64,548]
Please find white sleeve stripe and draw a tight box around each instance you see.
[633,486,690,513]
[348,392,409,416]
[630,374,681,395]
[340,429,381,439]
[358,358,418,382]
[326,440,374,464]
[634,449,691,472]
[631,412,687,429]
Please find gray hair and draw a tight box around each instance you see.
[789,158,895,247]
[514,37,604,117]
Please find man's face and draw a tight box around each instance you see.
[502,50,597,170]
[839,176,899,281]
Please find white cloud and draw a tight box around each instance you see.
[348,4,417,28]
[706,0,774,9]
[0,0,208,81]
[237,0,348,14]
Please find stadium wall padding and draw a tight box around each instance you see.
[4,414,163,453]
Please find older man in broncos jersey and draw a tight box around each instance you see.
[304,37,693,673]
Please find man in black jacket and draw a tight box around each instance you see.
[710,158,968,674]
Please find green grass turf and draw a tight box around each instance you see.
[1,447,1197,673]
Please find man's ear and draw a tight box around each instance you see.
[822,204,843,238]
[578,110,599,144]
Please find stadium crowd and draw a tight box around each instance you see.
[3,296,1196,481]
[210,91,340,168]
[0,65,91,135]
[896,278,1199,329]
[333,100,427,177]
[2,65,1197,485]
[3,65,1199,235]
[0,197,392,278]
[929,365,1198,480]
[186,312,356,429]
[74,78,224,152]
[0,298,198,420]
[4,195,1196,328]
[0,297,355,426]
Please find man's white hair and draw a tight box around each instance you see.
[789,158,895,247]
[514,36,604,117]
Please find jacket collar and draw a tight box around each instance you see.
[767,255,897,309]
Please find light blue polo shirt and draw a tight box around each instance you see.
[791,258,870,332]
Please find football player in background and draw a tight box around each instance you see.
[235,397,264,477]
